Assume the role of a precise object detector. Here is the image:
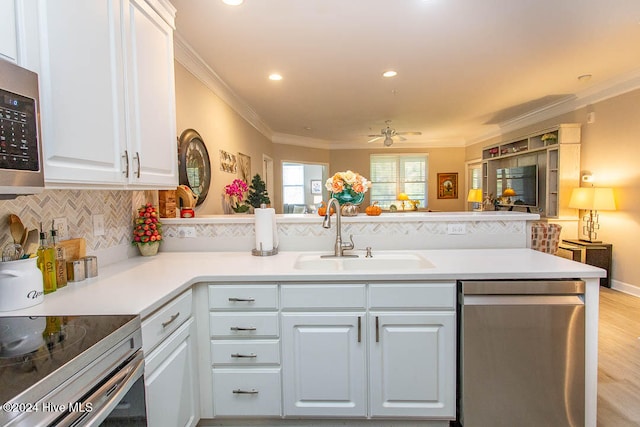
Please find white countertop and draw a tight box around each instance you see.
[6,249,604,319]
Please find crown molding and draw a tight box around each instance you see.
[467,67,640,146]
[173,34,274,140]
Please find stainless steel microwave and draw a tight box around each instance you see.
[0,59,44,197]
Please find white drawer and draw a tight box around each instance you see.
[209,285,278,310]
[211,340,280,365]
[210,312,279,338]
[369,282,456,310]
[281,284,366,309]
[142,289,193,353]
[213,368,281,417]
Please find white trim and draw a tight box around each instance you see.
[468,67,640,146]
[611,279,640,299]
[173,34,274,140]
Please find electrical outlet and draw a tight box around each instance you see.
[447,223,466,235]
[53,217,69,240]
[92,214,105,236]
[178,226,196,238]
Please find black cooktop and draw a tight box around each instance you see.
[0,315,138,405]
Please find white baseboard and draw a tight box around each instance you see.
[611,279,640,298]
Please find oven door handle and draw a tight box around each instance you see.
[55,351,145,427]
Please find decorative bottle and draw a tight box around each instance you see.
[50,223,67,288]
[37,225,57,294]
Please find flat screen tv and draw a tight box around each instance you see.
[495,164,538,207]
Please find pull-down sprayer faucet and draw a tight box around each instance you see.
[321,197,357,258]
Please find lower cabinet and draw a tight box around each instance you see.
[145,317,198,427]
[281,313,367,417]
[206,281,456,421]
[369,312,456,417]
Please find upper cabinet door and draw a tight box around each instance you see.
[124,0,178,188]
[0,0,18,63]
[36,0,177,188]
[38,0,128,186]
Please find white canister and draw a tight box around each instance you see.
[0,257,44,312]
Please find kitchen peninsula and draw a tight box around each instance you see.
[8,212,604,427]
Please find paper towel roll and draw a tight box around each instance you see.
[254,208,276,251]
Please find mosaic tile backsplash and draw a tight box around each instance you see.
[0,189,144,254]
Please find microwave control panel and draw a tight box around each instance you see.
[0,89,40,171]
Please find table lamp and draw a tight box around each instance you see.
[467,189,483,211]
[502,187,516,204]
[398,192,409,211]
[568,187,616,243]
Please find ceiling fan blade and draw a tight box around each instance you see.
[393,135,407,142]
[396,131,422,136]
[367,136,382,143]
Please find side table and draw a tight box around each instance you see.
[561,239,613,287]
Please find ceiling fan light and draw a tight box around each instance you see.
[384,136,394,147]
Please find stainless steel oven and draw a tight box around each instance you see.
[0,315,147,426]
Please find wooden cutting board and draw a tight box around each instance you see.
[58,238,86,260]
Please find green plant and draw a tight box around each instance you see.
[246,174,271,208]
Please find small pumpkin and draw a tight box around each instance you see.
[365,201,382,216]
[317,201,335,216]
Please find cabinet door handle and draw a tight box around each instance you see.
[122,150,129,178]
[161,312,180,328]
[228,297,255,302]
[357,316,361,343]
[134,151,141,178]
[231,353,257,358]
[230,326,257,331]
[233,389,259,394]
[375,316,380,343]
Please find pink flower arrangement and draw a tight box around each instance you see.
[224,179,250,213]
[325,170,371,194]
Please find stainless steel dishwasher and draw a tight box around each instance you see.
[457,280,585,427]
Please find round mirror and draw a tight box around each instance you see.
[178,129,211,206]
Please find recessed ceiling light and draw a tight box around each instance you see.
[222,0,243,5]
[383,70,398,78]
[269,73,283,81]
[578,74,592,82]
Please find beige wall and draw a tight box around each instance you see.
[330,147,466,211]
[466,88,640,292]
[174,62,273,214]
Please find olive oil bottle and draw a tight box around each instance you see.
[50,222,67,288]
[37,223,57,294]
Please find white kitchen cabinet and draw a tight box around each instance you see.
[143,289,198,427]
[209,284,282,418]
[35,0,177,188]
[280,313,367,417]
[145,317,198,427]
[0,0,18,63]
[369,312,455,418]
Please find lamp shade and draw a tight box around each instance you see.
[569,187,616,211]
[467,189,483,203]
[502,188,516,197]
[398,193,409,201]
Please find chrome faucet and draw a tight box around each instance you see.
[321,197,357,258]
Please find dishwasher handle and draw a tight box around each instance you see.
[463,294,584,306]
[460,280,585,296]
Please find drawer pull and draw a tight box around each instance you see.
[231,353,257,358]
[233,389,259,394]
[161,312,180,328]
[230,326,257,331]
[228,297,255,302]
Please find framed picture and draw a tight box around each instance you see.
[219,150,237,173]
[437,172,458,199]
[310,179,322,194]
[238,152,251,182]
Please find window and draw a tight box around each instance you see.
[282,163,304,204]
[370,154,428,209]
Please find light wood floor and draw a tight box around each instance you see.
[598,287,640,426]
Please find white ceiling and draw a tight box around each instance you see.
[170,0,640,149]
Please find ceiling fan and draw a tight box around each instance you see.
[367,120,422,147]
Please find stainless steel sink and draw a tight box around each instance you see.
[294,252,434,271]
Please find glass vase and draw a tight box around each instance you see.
[330,189,365,206]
